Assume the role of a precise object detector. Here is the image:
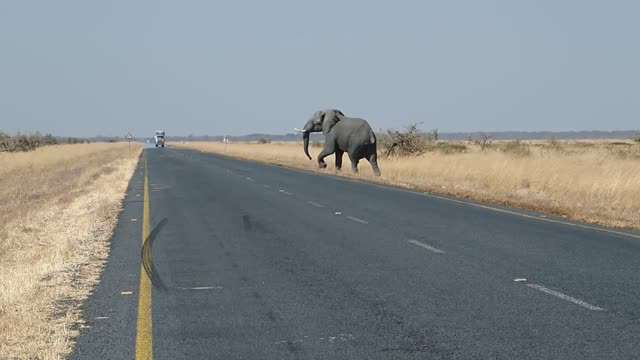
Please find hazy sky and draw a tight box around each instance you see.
[1,1,638,137]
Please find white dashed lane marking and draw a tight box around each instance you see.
[525,283,604,311]
[179,286,224,291]
[307,201,324,208]
[346,216,368,224]
[279,189,293,195]
[407,239,446,254]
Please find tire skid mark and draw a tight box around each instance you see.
[141,218,169,291]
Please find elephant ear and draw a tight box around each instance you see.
[321,109,342,134]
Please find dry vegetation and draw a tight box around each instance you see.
[174,138,640,230]
[0,131,91,152]
[0,143,141,359]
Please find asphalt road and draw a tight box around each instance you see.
[71,146,640,360]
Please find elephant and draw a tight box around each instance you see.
[296,109,381,176]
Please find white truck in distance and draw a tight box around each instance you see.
[155,130,165,147]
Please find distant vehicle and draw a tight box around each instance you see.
[155,130,165,148]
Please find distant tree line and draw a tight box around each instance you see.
[0,131,96,152]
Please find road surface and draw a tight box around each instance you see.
[71,146,640,359]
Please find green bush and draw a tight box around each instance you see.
[500,140,531,157]
[381,123,429,157]
[429,142,468,154]
[42,133,58,145]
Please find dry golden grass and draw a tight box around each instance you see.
[173,140,640,230]
[0,143,141,359]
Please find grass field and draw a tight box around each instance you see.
[173,139,640,231]
[0,143,141,359]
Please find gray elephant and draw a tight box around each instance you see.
[297,109,381,176]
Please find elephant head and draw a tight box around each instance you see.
[297,109,344,160]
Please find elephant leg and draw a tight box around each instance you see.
[367,152,381,176]
[348,153,359,173]
[317,143,336,169]
[335,149,344,170]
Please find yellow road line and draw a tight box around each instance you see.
[422,193,640,240]
[135,153,153,360]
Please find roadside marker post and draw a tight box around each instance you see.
[126,132,133,153]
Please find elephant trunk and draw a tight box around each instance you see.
[303,131,312,160]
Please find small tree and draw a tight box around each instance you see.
[479,133,491,151]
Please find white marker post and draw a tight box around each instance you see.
[126,132,133,153]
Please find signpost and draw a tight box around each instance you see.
[126,132,133,153]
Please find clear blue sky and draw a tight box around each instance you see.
[1,1,638,137]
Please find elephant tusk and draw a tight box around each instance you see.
[294,128,306,133]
